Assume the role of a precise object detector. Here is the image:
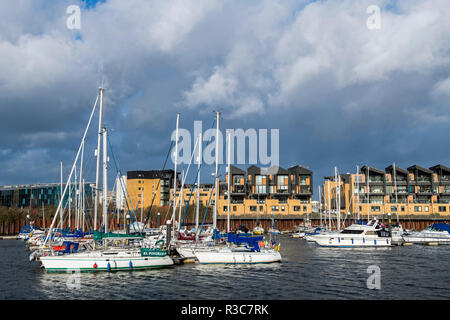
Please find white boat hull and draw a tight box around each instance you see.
[402,234,450,244]
[313,235,392,247]
[39,250,174,272]
[195,249,281,264]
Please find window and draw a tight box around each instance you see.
[271,206,279,211]
[414,206,422,212]
[299,175,308,185]
[401,206,405,212]
[371,206,380,212]
[277,175,288,191]
[138,187,141,190]
[223,206,228,212]
[233,206,237,212]
[259,206,264,211]
[303,206,307,211]
[294,206,301,212]
[391,206,397,212]
[250,206,257,212]
[439,206,447,212]
[425,206,429,212]
[281,206,285,212]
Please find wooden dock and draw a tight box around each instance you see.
[0,235,20,240]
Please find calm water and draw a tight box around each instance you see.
[1,235,450,300]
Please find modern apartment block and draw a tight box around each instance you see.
[323,164,450,217]
[126,170,177,210]
[127,165,313,216]
[215,165,313,215]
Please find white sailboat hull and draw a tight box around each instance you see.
[39,250,174,272]
[195,249,281,264]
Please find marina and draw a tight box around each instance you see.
[1,1,450,306]
[2,235,450,300]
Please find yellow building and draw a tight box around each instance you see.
[167,165,313,216]
[128,165,313,217]
[323,164,450,217]
[126,170,176,211]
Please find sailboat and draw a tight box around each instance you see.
[38,88,173,272]
[194,126,282,264]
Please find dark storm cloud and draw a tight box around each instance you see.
[1,0,450,198]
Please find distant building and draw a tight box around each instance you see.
[115,175,127,210]
[0,182,93,208]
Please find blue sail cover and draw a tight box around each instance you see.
[429,223,450,234]
[227,233,263,252]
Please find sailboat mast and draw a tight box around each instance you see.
[102,127,108,234]
[78,138,85,230]
[196,133,202,233]
[318,186,322,226]
[367,166,370,222]
[59,161,63,229]
[337,173,341,231]
[214,111,220,231]
[328,177,331,229]
[227,132,231,233]
[141,188,144,224]
[178,169,184,230]
[172,113,180,234]
[94,87,104,231]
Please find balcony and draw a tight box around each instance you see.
[298,186,312,194]
[417,176,431,183]
[232,185,246,194]
[418,187,433,194]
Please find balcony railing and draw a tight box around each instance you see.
[417,176,431,182]
[298,186,311,193]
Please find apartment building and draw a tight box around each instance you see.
[323,164,450,217]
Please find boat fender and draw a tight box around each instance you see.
[374,239,376,245]
[351,238,354,245]
[107,262,111,271]
[338,237,340,243]
[93,263,98,269]
[129,261,133,269]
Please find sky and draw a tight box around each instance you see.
[1,0,450,200]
